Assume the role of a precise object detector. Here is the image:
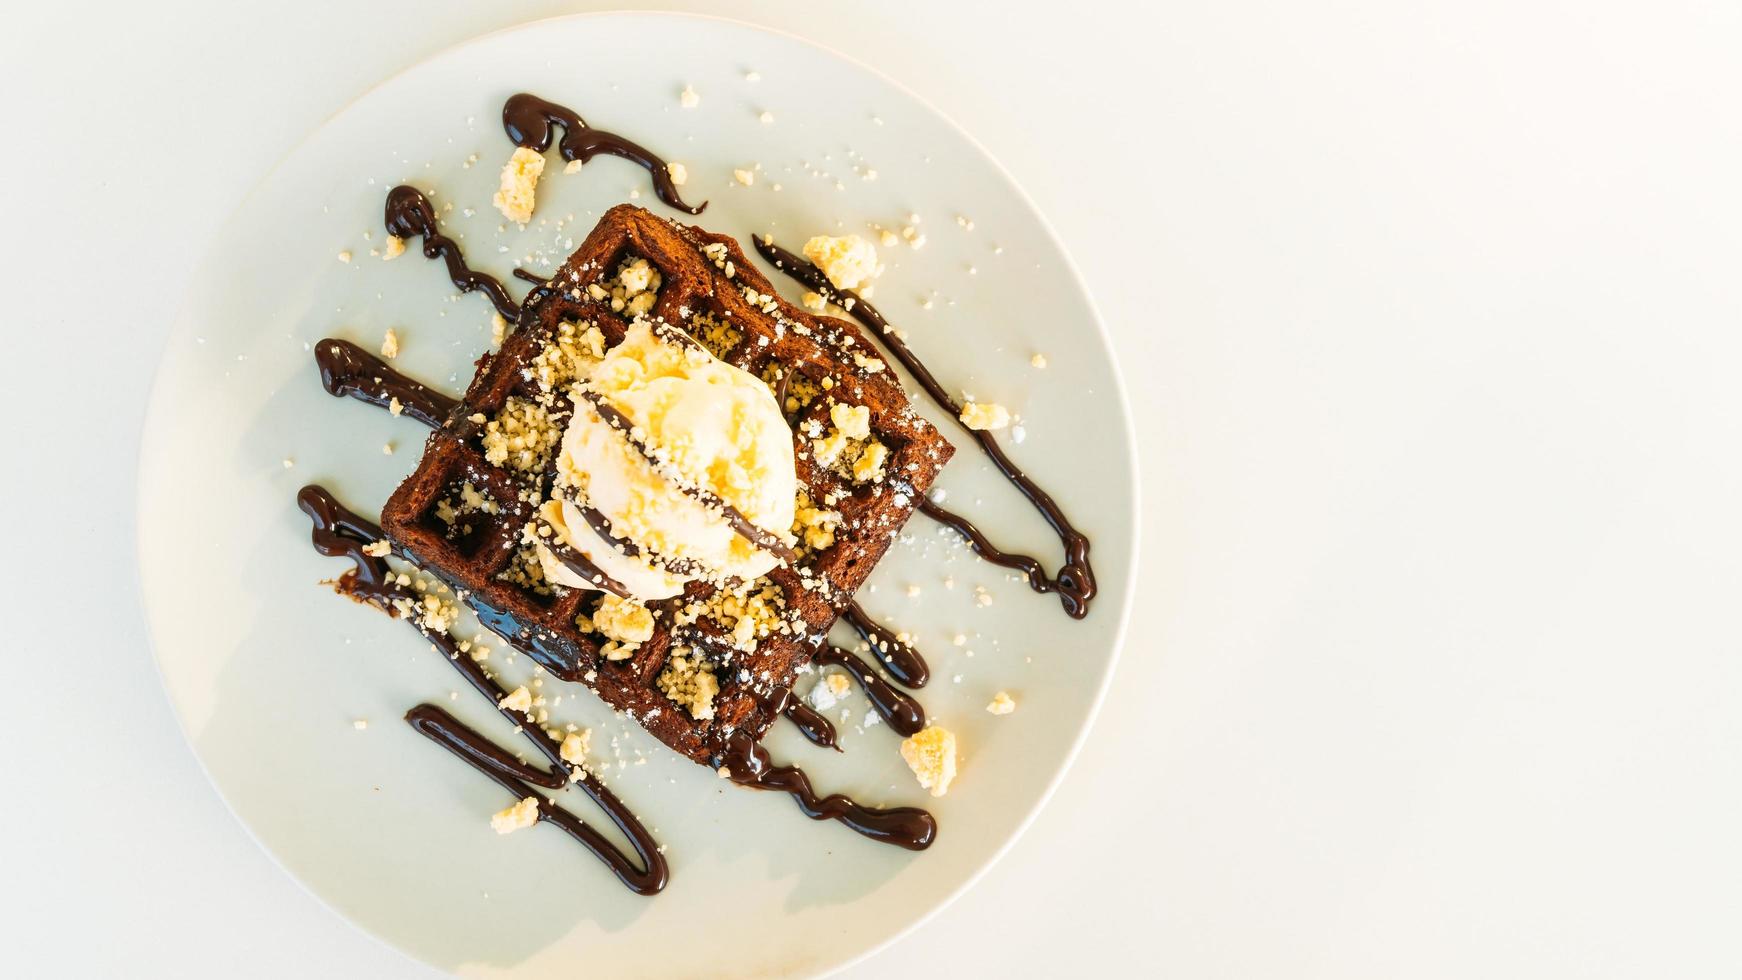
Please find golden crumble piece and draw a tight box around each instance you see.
[593,595,655,645]
[491,796,540,834]
[382,235,405,261]
[380,329,400,359]
[362,540,391,558]
[733,168,755,186]
[491,313,509,347]
[560,730,591,767]
[811,427,852,469]
[391,592,459,635]
[1030,353,1048,369]
[667,161,688,185]
[899,726,958,797]
[606,256,662,318]
[497,686,533,713]
[852,441,889,483]
[793,492,842,551]
[802,234,882,291]
[987,691,1017,715]
[493,146,545,224]
[830,401,871,440]
[801,291,826,313]
[959,401,1011,431]
[657,650,719,721]
[679,84,700,108]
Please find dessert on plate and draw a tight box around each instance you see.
[300,91,1098,895]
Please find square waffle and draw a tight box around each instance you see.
[380,205,954,767]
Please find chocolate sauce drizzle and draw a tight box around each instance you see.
[502,93,706,216]
[843,601,929,688]
[406,705,666,895]
[816,646,926,736]
[753,237,1098,619]
[298,484,668,894]
[722,731,935,851]
[315,338,459,427]
[384,185,521,320]
[783,699,839,750]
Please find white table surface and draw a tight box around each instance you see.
[5,1,1740,976]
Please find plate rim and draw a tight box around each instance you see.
[134,10,1141,977]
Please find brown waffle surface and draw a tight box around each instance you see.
[381,204,954,766]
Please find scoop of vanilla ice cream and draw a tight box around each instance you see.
[536,320,797,600]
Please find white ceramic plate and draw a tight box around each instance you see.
[138,12,1136,978]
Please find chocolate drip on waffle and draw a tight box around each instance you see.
[753,237,1098,619]
[315,338,459,427]
[503,93,706,215]
[384,185,521,319]
[298,485,667,893]
[843,601,929,688]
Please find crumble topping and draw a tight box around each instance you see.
[527,319,606,394]
[559,730,591,768]
[733,168,756,186]
[852,441,889,483]
[667,162,688,186]
[382,235,405,261]
[959,401,1011,431]
[1030,353,1048,369]
[497,686,533,713]
[899,726,958,797]
[337,250,352,263]
[801,235,881,291]
[491,313,509,347]
[563,159,584,175]
[493,146,546,224]
[674,579,789,653]
[830,402,871,440]
[801,291,826,313]
[679,84,700,108]
[657,650,719,720]
[380,329,400,359]
[596,256,661,317]
[491,796,540,834]
[793,491,841,551]
[481,397,562,474]
[362,540,392,558]
[987,691,1017,715]
[391,591,459,634]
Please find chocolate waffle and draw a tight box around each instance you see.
[379,204,954,767]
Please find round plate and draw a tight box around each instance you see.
[138,12,1136,977]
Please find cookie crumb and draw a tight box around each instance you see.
[679,84,700,109]
[380,329,400,359]
[491,796,540,834]
[987,691,1016,715]
[899,726,958,797]
[959,401,1010,431]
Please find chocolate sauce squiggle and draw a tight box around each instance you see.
[297,485,668,893]
[783,699,839,750]
[385,185,521,320]
[406,705,667,896]
[502,93,706,215]
[722,731,935,851]
[753,238,1098,619]
[314,338,459,428]
[816,645,926,736]
[843,602,929,688]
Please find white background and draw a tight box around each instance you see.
[4,0,1739,976]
